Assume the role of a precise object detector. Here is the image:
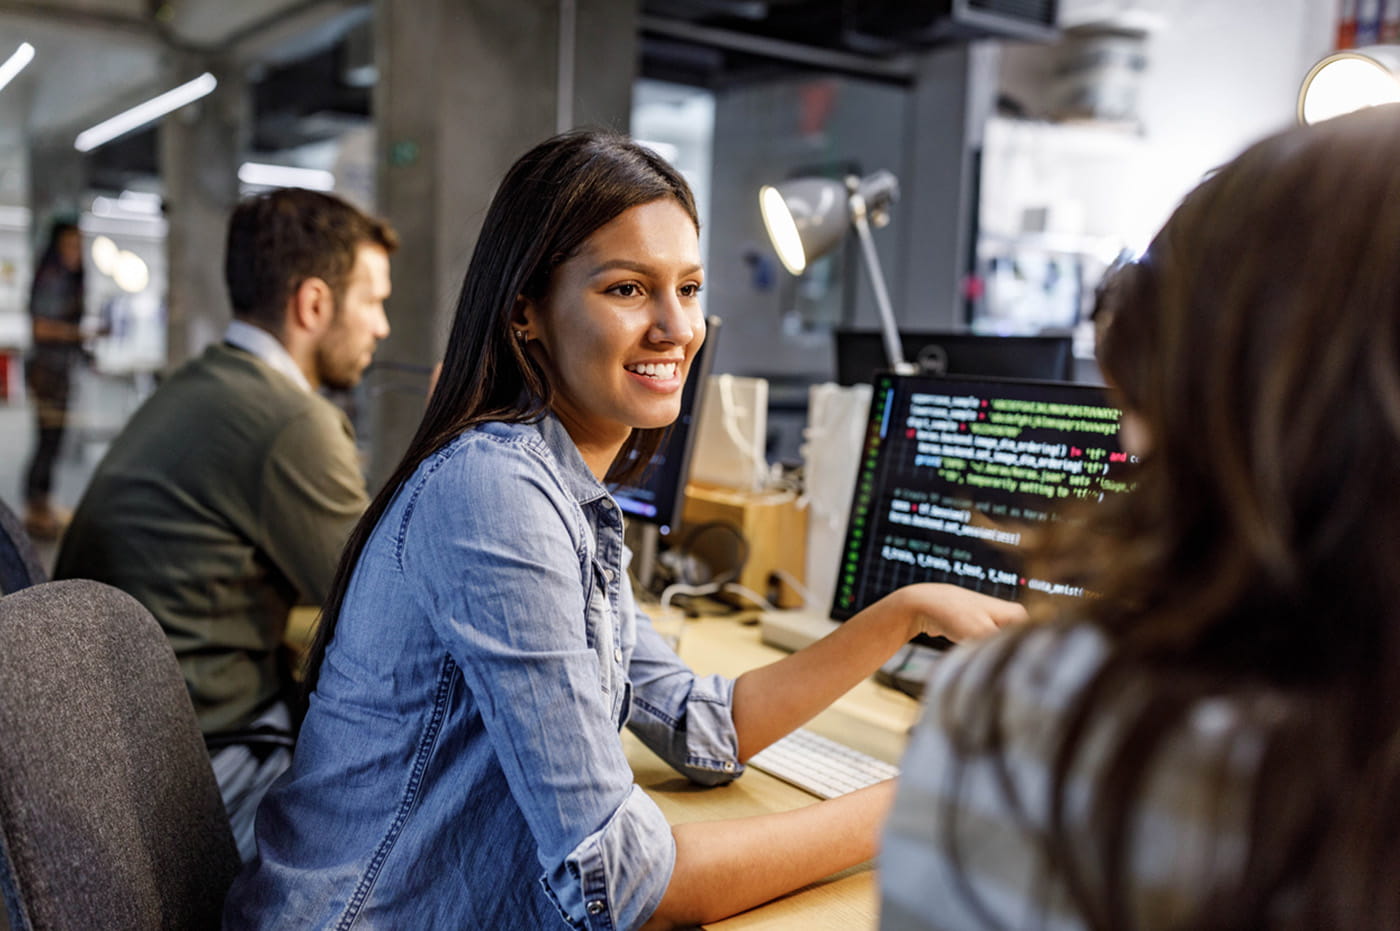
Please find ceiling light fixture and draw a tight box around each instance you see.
[237,162,335,191]
[0,42,34,94]
[74,72,218,153]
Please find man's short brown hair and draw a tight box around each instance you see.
[224,188,398,332]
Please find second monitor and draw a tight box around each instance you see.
[834,328,1076,386]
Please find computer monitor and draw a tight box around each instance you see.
[833,328,1076,386]
[760,371,1133,657]
[832,371,1132,643]
[611,316,720,537]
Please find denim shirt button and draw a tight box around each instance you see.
[603,567,615,583]
[586,900,606,916]
[613,648,623,664]
[722,760,736,773]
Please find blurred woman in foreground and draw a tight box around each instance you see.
[883,104,1400,930]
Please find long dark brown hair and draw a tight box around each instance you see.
[942,104,1400,928]
[30,220,83,297]
[302,129,699,699]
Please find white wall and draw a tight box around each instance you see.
[999,0,1338,253]
[1128,0,1336,244]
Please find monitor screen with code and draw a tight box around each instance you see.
[831,372,1135,640]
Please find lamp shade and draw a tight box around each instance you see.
[758,177,850,275]
[1298,45,1400,125]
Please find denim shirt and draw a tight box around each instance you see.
[225,414,744,930]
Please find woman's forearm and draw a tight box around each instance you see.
[641,780,896,930]
[730,598,909,759]
[730,584,1023,759]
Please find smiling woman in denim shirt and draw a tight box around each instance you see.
[224,129,1024,930]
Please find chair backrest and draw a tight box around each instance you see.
[0,501,45,595]
[0,580,240,930]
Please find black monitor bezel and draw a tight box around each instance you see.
[833,327,1077,387]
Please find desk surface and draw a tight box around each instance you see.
[634,610,920,930]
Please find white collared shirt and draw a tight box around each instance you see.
[224,319,312,393]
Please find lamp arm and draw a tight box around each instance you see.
[850,193,916,375]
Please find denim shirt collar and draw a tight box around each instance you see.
[533,412,614,511]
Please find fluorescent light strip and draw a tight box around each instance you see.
[0,42,34,94]
[238,162,335,191]
[75,72,218,153]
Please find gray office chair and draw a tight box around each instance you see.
[0,580,240,930]
[0,500,45,595]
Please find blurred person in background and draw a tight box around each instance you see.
[22,220,84,540]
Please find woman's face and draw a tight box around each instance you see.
[520,197,706,465]
[57,230,82,271]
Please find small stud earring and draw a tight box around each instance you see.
[514,328,529,342]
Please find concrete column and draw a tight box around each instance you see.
[26,139,85,252]
[159,59,248,370]
[368,0,638,490]
[896,42,1000,331]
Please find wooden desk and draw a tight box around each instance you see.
[628,611,920,930]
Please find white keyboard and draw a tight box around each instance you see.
[747,728,899,800]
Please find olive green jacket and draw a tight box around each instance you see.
[54,342,368,733]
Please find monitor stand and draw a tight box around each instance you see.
[876,642,946,698]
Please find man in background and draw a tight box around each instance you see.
[55,188,396,860]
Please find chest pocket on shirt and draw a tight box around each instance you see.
[585,558,625,723]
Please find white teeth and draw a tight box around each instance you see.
[627,362,678,378]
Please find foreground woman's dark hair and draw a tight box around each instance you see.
[940,104,1400,929]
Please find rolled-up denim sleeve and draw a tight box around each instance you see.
[625,605,745,786]
[399,435,673,930]
[545,785,677,929]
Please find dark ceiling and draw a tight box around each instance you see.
[641,0,1057,82]
[86,0,1059,191]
